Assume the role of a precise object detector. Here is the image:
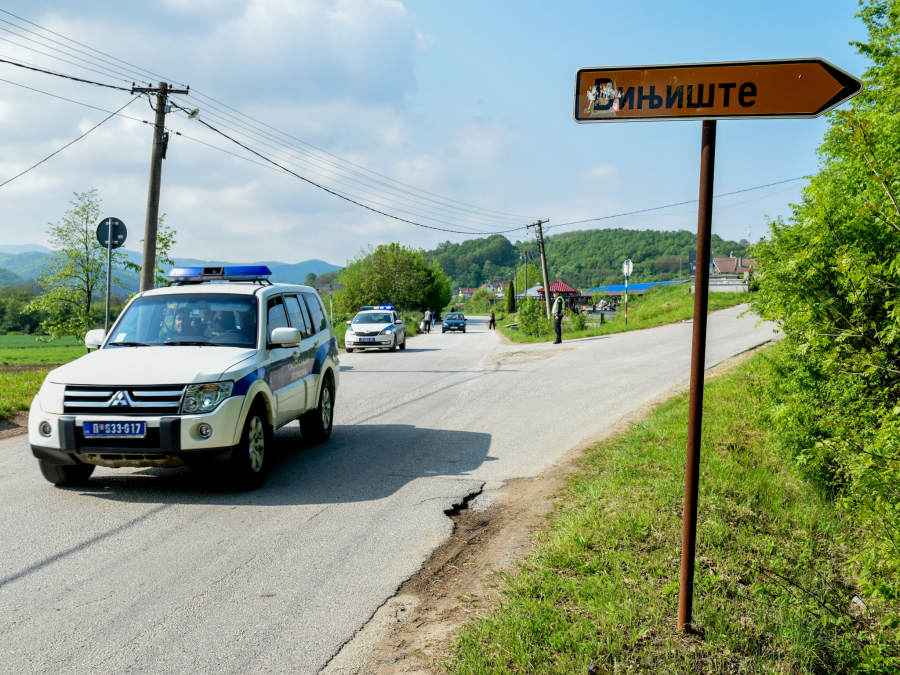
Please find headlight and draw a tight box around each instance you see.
[181,382,233,414]
[380,327,394,335]
[38,381,65,415]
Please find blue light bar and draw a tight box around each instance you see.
[360,305,394,310]
[167,265,273,282]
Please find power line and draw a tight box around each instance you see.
[186,115,528,236]
[0,75,149,122]
[0,55,130,90]
[545,177,805,231]
[0,8,184,86]
[0,96,139,188]
[170,101,527,229]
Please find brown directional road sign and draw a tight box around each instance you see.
[574,58,862,123]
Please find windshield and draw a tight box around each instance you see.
[446,313,464,320]
[353,312,392,324]
[107,294,259,348]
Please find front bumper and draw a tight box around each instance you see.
[443,324,465,331]
[29,395,245,467]
[346,334,394,347]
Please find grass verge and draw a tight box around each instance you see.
[0,334,84,366]
[497,285,748,344]
[0,368,54,421]
[449,346,894,673]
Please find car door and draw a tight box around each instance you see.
[393,311,405,343]
[300,292,329,405]
[283,294,315,413]
[264,295,304,426]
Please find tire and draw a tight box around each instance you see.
[38,460,94,486]
[227,400,270,490]
[462,328,466,333]
[346,348,354,353]
[389,338,398,352]
[300,375,334,444]
[399,337,406,350]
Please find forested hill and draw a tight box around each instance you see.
[423,229,750,290]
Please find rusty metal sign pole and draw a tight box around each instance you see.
[677,119,716,632]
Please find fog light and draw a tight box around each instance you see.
[39,421,52,437]
[197,423,213,439]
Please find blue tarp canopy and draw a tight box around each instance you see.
[585,280,688,293]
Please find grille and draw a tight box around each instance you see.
[353,331,381,337]
[64,385,185,415]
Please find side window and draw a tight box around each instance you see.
[266,296,289,342]
[283,295,310,337]
[301,292,328,333]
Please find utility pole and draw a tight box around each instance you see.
[527,220,552,320]
[132,82,189,292]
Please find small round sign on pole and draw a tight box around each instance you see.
[96,218,127,334]
[96,217,127,249]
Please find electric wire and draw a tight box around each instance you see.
[0,75,148,123]
[0,8,184,86]
[186,115,529,236]
[0,55,130,90]
[181,93,528,226]
[170,101,528,229]
[544,177,805,232]
[0,96,139,188]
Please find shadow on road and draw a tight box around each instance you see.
[69,423,494,506]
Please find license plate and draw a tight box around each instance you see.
[83,422,147,438]
[359,338,376,342]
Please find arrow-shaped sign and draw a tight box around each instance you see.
[574,58,862,123]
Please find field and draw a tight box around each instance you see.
[448,346,891,673]
[0,333,87,366]
[497,285,750,344]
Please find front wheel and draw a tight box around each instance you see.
[346,348,354,353]
[300,376,334,444]
[399,337,406,350]
[227,401,270,490]
[38,460,94,486]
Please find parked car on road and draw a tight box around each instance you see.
[345,306,407,352]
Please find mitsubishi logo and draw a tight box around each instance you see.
[110,390,132,407]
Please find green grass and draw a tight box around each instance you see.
[498,285,749,344]
[449,347,895,674]
[0,333,85,366]
[0,368,54,420]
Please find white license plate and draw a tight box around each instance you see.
[83,422,147,438]
[359,338,376,342]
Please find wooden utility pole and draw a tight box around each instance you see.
[132,82,189,292]
[528,220,551,319]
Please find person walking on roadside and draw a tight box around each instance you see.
[488,309,496,330]
[552,292,565,344]
[431,310,436,329]
[423,309,432,333]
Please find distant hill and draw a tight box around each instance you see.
[0,247,341,292]
[0,267,24,286]
[0,244,52,254]
[424,228,750,290]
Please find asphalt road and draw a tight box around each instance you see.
[0,306,777,674]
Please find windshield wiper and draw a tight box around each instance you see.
[108,341,151,347]
[162,340,218,346]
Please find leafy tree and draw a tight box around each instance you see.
[515,263,543,296]
[517,297,551,337]
[26,190,127,341]
[122,215,175,290]
[506,280,516,314]
[751,0,900,636]
[0,281,45,333]
[304,272,318,286]
[466,288,491,314]
[336,243,451,313]
[591,290,601,307]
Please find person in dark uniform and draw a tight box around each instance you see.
[488,309,496,330]
[552,292,564,344]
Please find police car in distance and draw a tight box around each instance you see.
[344,306,407,353]
[29,266,340,490]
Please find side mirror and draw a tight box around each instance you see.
[85,329,106,351]
[346,320,352,325]
[395,319,403,325]
[270,327,301,346]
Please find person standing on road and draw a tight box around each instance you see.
[423,309,432,333]
[488,309,496,330]
[552,292,564,344]
[431,310,436,329]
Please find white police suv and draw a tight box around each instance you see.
[344,306,407,353]
[29,266,339,489]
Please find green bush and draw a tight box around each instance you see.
[564,309,587,333]
[518,298,551,337]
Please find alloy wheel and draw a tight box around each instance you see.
[248,416,265,472]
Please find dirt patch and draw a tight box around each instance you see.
[322,341,775,674]
[0,364,63,373]
[0,412,29,440]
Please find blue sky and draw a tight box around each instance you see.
[0,0,870,265]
